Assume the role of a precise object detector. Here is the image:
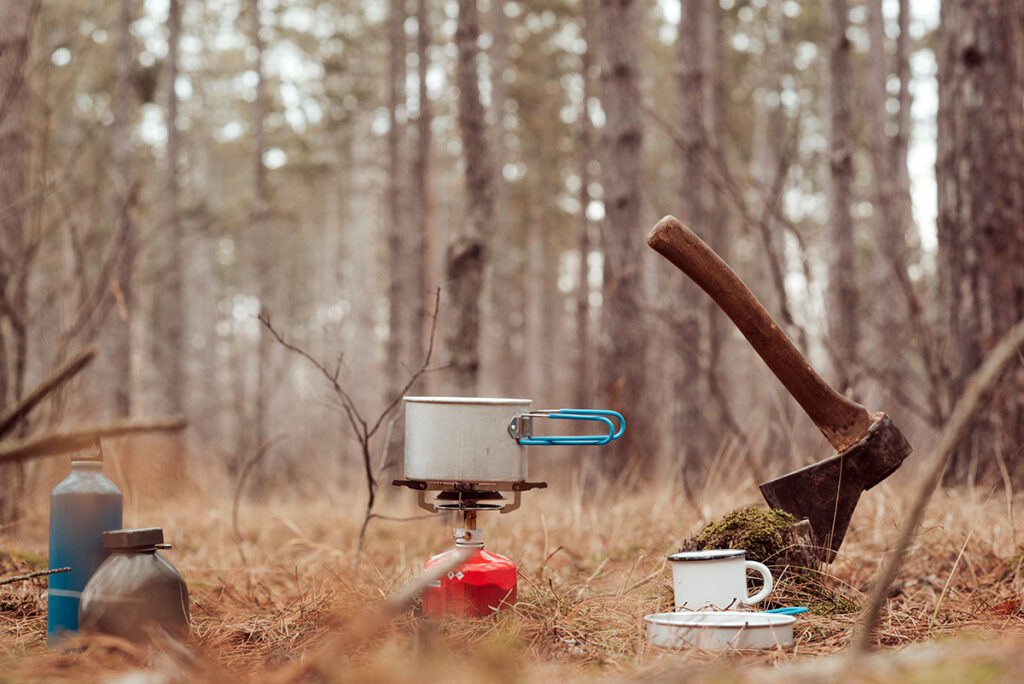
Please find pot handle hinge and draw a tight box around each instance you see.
[508,409,625,445]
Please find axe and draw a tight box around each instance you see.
[648,216,911,562]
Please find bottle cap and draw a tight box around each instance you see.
[72,439,104,462]
[103,527,164,550]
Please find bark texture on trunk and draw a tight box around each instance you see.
[446,0,495,395]
[164,0,185,417]
[0,0,29,527]
[249,0,272,475]
[112,0,135,418]
[826,0,857,395]
[672,0,711,471]
[412,0,433,384]
[596,0,650,479]
[576,0,596,409]
[384,0,408,477]
[488,0,518,392]
[386,0,408,390]
[937,0,1024,483]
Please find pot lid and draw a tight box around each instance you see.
[403,396,531,405]
[103,527,164,549]
[667,549,746,562]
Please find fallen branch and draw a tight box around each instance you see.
[849,317,1024,653]
[0,566,70,586]
[0,415,188,464]
[0,346,97,440]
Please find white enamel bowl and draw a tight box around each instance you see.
[645,611,795,650]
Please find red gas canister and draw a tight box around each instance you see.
[422,529,516,618]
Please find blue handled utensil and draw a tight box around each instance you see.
[762,607,808,615]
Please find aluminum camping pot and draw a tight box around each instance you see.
[403,397,625,483]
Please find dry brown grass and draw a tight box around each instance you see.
[2,464,1024,682]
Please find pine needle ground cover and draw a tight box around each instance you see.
[1,476,1023,683]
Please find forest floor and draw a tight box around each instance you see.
[1,469,1024,682]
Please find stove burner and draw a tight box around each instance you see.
[434,502,505,511]
[432,489,506,511]
[392,479,547,514]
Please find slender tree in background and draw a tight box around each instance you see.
[488,0,517,391]
[163,0,186,419]
[698,0,734,452]
[0,0,30,526]
[865,0,923,410]
[937,0,1024,484]
[671,0,710,473]
[446,0,495,395]
[112,0,136,417]
[414,0,435,388]
[0,0,30,404]
[595,0,651,479]
[575,0,596,409]
[249,0,272,466]
[384,0,408,472]
[749,0,793,331]
[825,0,857,394]
[386,0,408,394]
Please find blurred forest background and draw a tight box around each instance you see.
[0,0,1021,526]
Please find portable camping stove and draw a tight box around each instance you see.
[393,479,547,618]
[394,396,623,618]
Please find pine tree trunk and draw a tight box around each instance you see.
[700,0,734,452]
[865,0,919,408]
[671,0,711,474]
[446,0,495,395]
[112,0,135,417]
[937,0,1024,484]
[249,0,273,477]
[347,121,380,414]
[576,0,596,409]
[826,0,857,394]
[413,0,435,392]
[595,0,651,480]
[487,0,518,392]
[164,0,185,418]
[0,0,29,527]
[386,0,407,388]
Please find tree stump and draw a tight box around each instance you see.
[680,506,819,571]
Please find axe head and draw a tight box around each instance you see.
[759,414,911,563]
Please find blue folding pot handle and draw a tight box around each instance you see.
[508,409,625,445]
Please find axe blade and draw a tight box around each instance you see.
[759,414,912,563]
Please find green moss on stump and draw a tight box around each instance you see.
[690,506,798,565]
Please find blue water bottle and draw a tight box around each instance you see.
[47,457,123,646]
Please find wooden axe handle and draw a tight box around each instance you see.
[648,215,872,452]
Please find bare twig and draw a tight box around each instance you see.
[0,566,70,586]
[0,346,97,440]
[0,415,188,463]
[365,287,443,440]
[849,317,1024,653]
[261,288,443,571]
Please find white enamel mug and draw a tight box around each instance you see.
[668,550,773,611]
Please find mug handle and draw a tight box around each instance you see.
[741,560,773,605]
